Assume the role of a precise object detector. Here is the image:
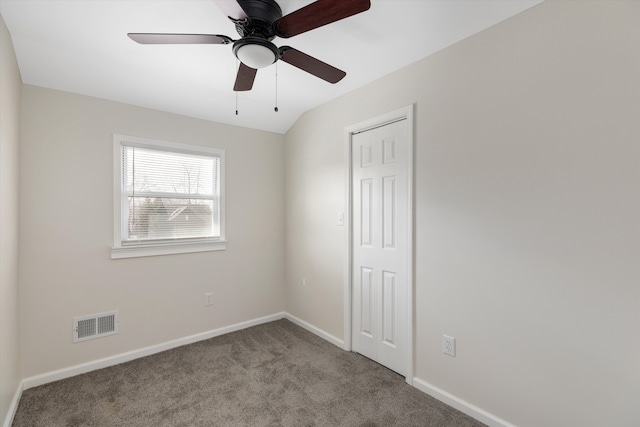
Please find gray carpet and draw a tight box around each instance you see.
[13,319,486,426]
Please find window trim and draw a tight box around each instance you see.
[112,134,226,259]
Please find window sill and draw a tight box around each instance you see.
[111,240,227,259]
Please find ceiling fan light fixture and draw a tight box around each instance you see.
[233,38,278,69]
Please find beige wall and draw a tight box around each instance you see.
[19,85,285,378]
[284,1,640,426]
[0,13,22,425]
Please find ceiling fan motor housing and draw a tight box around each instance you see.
[235,0,283,40]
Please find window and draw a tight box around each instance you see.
[112,134,225,259]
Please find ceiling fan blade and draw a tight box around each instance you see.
[234,62,258,91]
[211,0,247,20]
[279,46,346,84]
[127,33,233,45]
[274,0,370,38]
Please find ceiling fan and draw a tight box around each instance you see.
[128,0,371,91]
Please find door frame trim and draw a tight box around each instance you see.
[343,104,414,384]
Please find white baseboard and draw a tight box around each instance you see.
[3,380,23,427]
[283,313,344,349]
[22,312,287,390]
[412,378,518,427]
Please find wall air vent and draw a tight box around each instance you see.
[73,310,119,343]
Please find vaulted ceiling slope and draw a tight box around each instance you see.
[0,0,543,134]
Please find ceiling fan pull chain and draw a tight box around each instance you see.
[274,62,279,112]
[236,59,239,115]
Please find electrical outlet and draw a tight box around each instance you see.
[302,278,306,286]
[443,335,456,357]
[205,292,213,306]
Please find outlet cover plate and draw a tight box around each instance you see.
[443,335,456,357]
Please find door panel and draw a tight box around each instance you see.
[382,176,396,249]
[361,179,373,247]
[382,270,396,346]
[361,266,373,337]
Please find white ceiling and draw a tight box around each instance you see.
[0,0,543,134]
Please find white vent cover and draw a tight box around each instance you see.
[73,310,119,343]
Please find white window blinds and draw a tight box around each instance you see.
[121,144,220,243]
